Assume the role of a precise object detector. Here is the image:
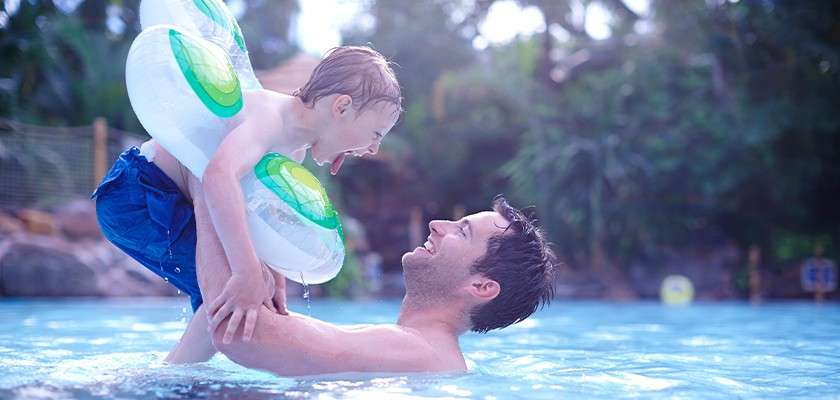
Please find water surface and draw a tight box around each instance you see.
[0,299,838,399]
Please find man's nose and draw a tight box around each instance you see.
[429,220,446,235]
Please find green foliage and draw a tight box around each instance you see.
[0,0,141,128]
[0,0,295,128]
[348,0,840,272]
[237,0,298,68]
[323,249,362,298]
[2,0,838,280]
[772,232,833,268]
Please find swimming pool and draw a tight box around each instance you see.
[0,299,837,399]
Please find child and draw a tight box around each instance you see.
[93,46,401,362]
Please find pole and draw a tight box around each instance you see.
[748,245,761,305]
[93,117,108,188]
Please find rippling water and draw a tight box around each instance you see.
[0,299,838,399]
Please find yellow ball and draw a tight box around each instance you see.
[660,275,694,305]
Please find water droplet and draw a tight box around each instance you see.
[182,307,187,313]
[164,277,169,282]
[301,272,312,317]
[174,267,181,273]
[176,289,181,295]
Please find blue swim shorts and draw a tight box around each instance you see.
[92,147,202,311]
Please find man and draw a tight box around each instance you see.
[168,184,556,375]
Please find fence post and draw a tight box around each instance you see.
[748,244,761,305]
[409,206,423,251]
[93,117,108,187]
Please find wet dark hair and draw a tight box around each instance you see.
[469,195,557,333]
[292,46,402,113]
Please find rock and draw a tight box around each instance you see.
[0,234,178,298]
[54,199,102,240]
[16,209,57,235]
[0,240,100,296]
[96,246,178,297]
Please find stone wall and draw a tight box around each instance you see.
[0,199,176,298]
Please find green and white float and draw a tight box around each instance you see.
[243,154,344,284]
[125,0,344,284]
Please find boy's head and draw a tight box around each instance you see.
[294,46,402,175]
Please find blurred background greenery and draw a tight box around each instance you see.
[1,0,837,300]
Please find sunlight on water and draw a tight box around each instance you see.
[0,299,838,399]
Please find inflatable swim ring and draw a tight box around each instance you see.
[125,0,344,284]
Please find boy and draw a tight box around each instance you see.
[93,46,401,362]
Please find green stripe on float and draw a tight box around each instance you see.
[169,29,243,118]
[254,153,343,237]
[193,0,248,52]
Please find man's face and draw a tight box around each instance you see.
[401,211,511,300]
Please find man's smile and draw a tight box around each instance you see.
[422,238,436,254]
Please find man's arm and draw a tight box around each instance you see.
[190,183,440,376]
[214,309,443,376]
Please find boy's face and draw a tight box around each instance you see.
[313,96,400,175]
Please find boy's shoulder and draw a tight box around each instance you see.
[242,89,290,112]
[239,90,289,129]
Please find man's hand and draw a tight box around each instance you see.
[207,272,273,344]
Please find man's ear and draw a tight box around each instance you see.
[332,94,353,117]
[468,277,500,303]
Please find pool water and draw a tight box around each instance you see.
[0,299,838,399]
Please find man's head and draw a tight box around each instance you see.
[294,46,402,175]
[401,196,556,333]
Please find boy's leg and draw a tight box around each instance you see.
[165,304,217,363]
[94,148,211,362]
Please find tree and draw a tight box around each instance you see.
[344,0,840,293]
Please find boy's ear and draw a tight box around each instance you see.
[333,94,353,116]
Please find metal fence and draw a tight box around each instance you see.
[0,118,146,209]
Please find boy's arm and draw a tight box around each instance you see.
[192,176,278,311]
[201,100,278,342]
[203,117,268,276]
